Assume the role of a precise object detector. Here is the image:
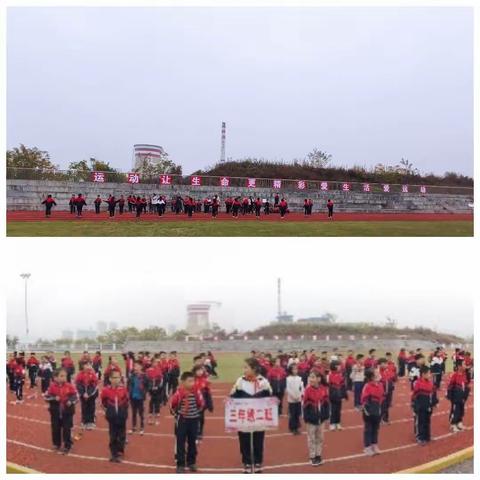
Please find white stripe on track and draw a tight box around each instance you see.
[7,406,472,440]
[7,427,473,472]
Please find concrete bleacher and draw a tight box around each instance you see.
[7,179,474,213]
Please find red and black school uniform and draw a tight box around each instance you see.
[118,196,125,214]
[94,196,102,214]
[39,361,53,393]
[430,355,444,389]
[194,375,213,439]
[397,350,407,377]
[211,197,219,218]
[411,377,438,443]
[327,200,334,218]
[13,361,26,401]
[44,380,78,452]
[61,357,75,383]
[127,370,148,431]
[241,197,249,215]
[464,355,474,383]
[328,370,347,427]
[225,197,233,214]
[7,357,17,393]
[279,199,288,218]
[74,195,87,217]
[104,196,118,217]
[167,357,181,395]
[447,370,469,427]
[69,195,76,214]
[268,366,287,415]
[254,199,262,217]
[379,365,395,423]
[146,365,164,420]
[41,196,57,216]
[274,194,280,207]
[303,199,309,216]
[78,353,91,371]
[307,199,313,215]
[361,380,384,449]
[101,383,129,461]
[206,352,218,377]
[406,354,417,374]
[26,355,40,388]
[232,198,241,217]
[170,386,205,469]
[92,354,102,380]
[344,354,355,391]
[363,356,377,370]
[75,368,99,426]
[103,363,122,386]
[297,360,311,387]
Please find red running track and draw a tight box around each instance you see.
[6,210,474,223]
[6,377,473,473]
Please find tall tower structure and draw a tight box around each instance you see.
[276,277,293,323]
[220,122,226,163]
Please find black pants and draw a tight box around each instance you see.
[76,205,83,216]
[41,377,51,393]
[274,390,285,415]
[131,398,145,429]
[238,431,265,465]
[354,382,364,407]
[136,207,142,218]
[328,206,333,217]
[381,388,393,422]
[128,203,133,212]
[108,206,115,217]
[398,361,406,377]
[8,372,15,392]
[81,396,96,424]
[108,418,127,458]
[50,413,73,449]
[176,417,199,467]
[363,414,381,447]
[212,206,219,218]
[255,206,261,217]
[414,410,431,441]
[45,206,53,216]
[330,400,342,424]
[149,390,162,415]
[288,402,301,432]
[232,206,239,217]
[280,207,286,218]
[95,203,100,214]
[119,204,124,214]
[168,375,179,395]
[432,372,442,389]
[156,204,163,216]
[70,204,75,214]
[450,401,465,424]
[198,410,205,436]
[345,371,353,391]
[15,379,24,400]
[29,369,38,388]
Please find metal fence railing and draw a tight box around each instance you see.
[7,167,474,196]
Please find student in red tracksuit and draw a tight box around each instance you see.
[328,361,347,430]
[146,358,164,425]
[44,368,78,454]
[297,354,311,387]
[94,195,102,214]
[170,372,205,473]
[327,199,334,219]
[101,369,129,463]
[411,366,438,444]
[268,357,287,415]
[13,359,26,403]
[103,358,122,386]
[364,349,377,370]
[61,352,75,383]
[211,195,219,218]
[118,195,126,214]
[397,348,407,377]
[27,353,40,389]
[41,195,57,217]
[167,351,181,395]
[69,194,76,214]
[92,351,102,380]
[254,197,262,218]
[74,193,87,217]
[378,358,395,424]
[232,197,241,218]
[279,198,288,218]
[302,370,330,466]
[447,364,469,432]
[75,362,99,429]
[464,352,474,383]
[361,368,385,456]
[193,365,213,440]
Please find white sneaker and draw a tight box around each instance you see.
[457,422,464,430]
[336,424,344,431]
[364,446,375,456]
[329,424,336,431]
[372,444,381,455]
[451,425,460,433]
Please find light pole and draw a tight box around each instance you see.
[20,273,31,338]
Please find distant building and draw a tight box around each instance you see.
[61,330,74,340]
[96,321,108,334]
[276,313,294,323]
[76,329,97,340]
[133,144,165,170]
[167,324,177,335]
[186,304,211,334]
[297,314,335,325]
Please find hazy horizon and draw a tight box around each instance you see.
[7,242,473,341]
[7,7,473,176]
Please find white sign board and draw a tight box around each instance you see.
[225,397,279,433]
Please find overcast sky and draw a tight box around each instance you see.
[6,239,473,341]
[7,7,473,175]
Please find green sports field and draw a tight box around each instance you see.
[6,220,473,237]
